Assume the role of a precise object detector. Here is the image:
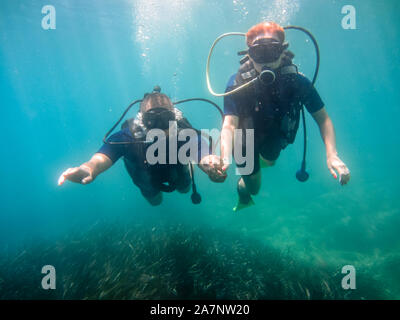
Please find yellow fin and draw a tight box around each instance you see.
[233,198,255,212]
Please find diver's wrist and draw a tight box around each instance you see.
[80,164,95,177]
[326,151,338,159]
[222,156,231,166]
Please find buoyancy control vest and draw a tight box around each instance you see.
[120,110,196,193]
[232,51,303,148]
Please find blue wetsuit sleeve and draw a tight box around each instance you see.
[96,128,133,163]
[223,74,240,117]
[297,74,325,114]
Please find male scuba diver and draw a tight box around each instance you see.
[213,22,351,211]
[58,87,226,206]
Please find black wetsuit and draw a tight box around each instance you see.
[97,127,208,200]
[224,65,325,175]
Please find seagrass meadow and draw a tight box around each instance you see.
[1,0,399,300]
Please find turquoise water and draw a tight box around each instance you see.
[1,0,399,299]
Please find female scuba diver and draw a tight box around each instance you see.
[58,87,226,206]
[208,22,351,211]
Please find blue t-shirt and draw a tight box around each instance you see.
[97,127,210,164]
[224,72,324,117]
[97,128,136,163]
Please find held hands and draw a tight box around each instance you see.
[327,154,350,185]
[221,157,230,172]
[58,165,94,186]
[199,155,227,183]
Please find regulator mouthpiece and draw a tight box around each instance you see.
[259,67,276,86]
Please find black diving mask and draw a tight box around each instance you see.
[142,107,176,130]
[248,38,288,64]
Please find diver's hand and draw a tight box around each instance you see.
[199,155,227,183]
[221,157,230,173]
[327,154,350,185]
[58,165,94,186]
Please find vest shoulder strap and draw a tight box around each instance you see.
[235,59,257,87]
[280,65,298,75]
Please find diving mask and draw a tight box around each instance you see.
[248,38,289,64]
[142,107,176,130]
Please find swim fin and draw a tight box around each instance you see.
[234,179,255,212]
[233,197,255,212]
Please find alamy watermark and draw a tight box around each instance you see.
[41,265,56,290]
[41,5,56,30]
[342,5,356,30]
[144,122,254,176]
[341,265,356,290]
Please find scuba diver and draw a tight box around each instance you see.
[206,22,351,211]
[58,87,226,206]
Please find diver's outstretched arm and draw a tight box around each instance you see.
[58,153,113,186]
[220,115,239,172]
[311,107,350,185]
